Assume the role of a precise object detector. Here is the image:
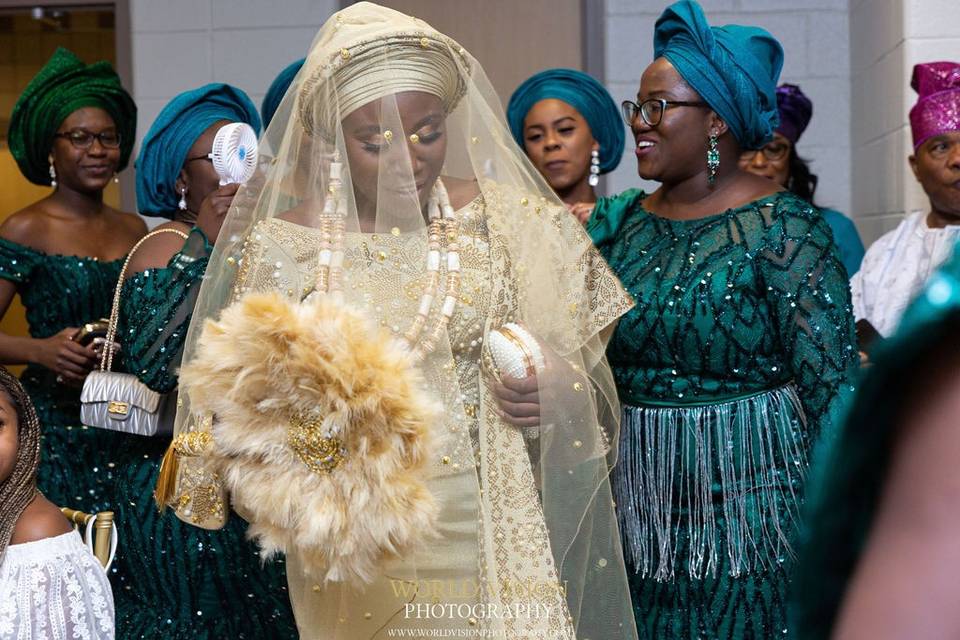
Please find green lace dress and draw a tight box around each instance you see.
[0,236,124,510]
[588,190,858,639]
[111,228,297,639]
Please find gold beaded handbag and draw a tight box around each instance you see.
[80,228,189,437]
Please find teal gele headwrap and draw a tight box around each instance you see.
[262,58,305,129]
[135,83,261,218]
[654,0,783,149]
[507,68,625,174]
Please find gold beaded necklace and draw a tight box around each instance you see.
[306,156,461,360]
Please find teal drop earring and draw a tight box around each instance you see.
[707,133,719,185]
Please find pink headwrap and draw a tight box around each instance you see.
[909,61,960,150]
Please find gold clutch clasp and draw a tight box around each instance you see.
[107,401,129,416]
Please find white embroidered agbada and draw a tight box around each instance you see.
[852,211,960,337]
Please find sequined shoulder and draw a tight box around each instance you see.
[587,188,646,249]
[0,235,43,283]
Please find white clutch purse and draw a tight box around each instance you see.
[488,323,545,379]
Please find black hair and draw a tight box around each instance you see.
[785,145,819,207]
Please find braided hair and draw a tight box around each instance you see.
[0,367,41,560]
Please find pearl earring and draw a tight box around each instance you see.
[588,149,600,187]
[113,173,120,184]
[49,161,57,188]
[178,187,188,210]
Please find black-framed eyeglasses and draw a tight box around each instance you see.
[739,140,791,162]
[53,130,121,149]
[621,98,708,126]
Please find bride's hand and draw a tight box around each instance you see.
[492,374,540,428]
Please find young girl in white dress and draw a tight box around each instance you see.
[0,367,114,640]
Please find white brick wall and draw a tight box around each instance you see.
[850,0,960,244]
[129,0,337,157]
[603,0,852,219]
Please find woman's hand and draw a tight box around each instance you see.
[196,183,240,244]
[34,328,98,384]
[91,337,122,361]
[492,374,540,428]
[565,202,595,225]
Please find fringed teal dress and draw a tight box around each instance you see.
[589,190,858,639]
[0,237,124,510]
[109,228,297,639]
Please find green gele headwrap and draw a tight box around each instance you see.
[8,47,137,185]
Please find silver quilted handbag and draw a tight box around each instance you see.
[80,228,189,437]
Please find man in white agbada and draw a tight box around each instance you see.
[851,211,960,339]
[852,60,960,343]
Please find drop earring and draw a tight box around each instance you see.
[49,161,57,188]
[113,172,120,184]
[178,187,188,211]
[588,148,600,187]
[707,133,719,186]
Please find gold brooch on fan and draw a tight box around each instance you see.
[287,411,347,474]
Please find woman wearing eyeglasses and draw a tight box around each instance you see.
[739,84,865,276]
[586,2,858,637]
[0,48,145,512]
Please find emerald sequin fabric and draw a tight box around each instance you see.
[0,236,123,510]
[109,231,297,638]
[590,190,858,639]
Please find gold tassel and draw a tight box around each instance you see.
[153,440,179,510]
[153,431,213,510]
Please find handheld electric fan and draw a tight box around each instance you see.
[208,122,258,186]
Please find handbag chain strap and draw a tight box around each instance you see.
[100,227,190,372]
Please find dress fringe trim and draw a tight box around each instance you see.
[613,384,808,582]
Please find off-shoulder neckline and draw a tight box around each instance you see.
[0,235,125,264]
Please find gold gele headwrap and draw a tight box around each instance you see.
[297,14,470,139]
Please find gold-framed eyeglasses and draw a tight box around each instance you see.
[53,129,121,149]
[621,98,708,126]
[740,140,791,162]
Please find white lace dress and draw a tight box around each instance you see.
[0,530,114,640]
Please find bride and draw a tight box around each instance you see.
[159,3,638,638]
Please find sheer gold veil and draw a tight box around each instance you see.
[167,3,637,638]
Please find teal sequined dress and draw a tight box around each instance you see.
[110,228,297,639]
[0,236,124,510]
[588,190,858,639]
